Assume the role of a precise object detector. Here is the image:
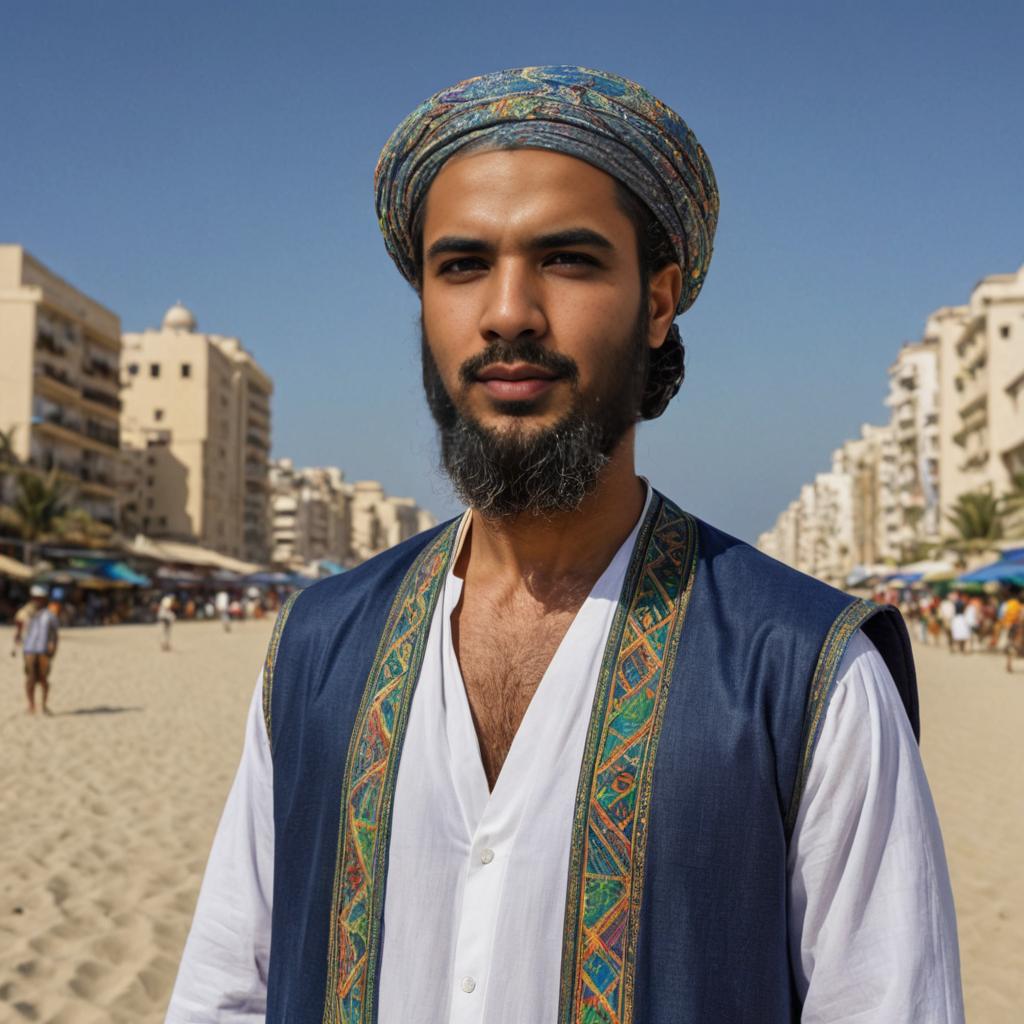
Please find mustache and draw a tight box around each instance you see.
[458,340,579,388]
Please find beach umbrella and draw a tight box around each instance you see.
[93,560,152,587]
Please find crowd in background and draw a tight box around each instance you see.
[875,585,1024,670]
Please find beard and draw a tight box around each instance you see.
[421,309,649,519]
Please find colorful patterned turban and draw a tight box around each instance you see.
[375,65,719,315]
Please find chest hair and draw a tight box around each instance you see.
[453,586,585,790]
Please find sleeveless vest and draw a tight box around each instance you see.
[262,492,917,1023]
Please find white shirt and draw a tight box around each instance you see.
[166,508,964,1023]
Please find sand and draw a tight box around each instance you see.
[0,620,1020,1021]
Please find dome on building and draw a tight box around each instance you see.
[162,302,197,332]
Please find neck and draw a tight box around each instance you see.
[459,434,646,594]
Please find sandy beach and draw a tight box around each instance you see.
[0,620,1020,1022]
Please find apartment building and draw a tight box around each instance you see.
[885,338,941,554]
[120,304,273,562]
[269,459,353,569]
[935,266,1024,522]
[0,245,122,528]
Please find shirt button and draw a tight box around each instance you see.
[461,976,476,994]
[480,848,495,865]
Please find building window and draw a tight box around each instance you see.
[1000,325,1011,339]
[181,362,192,378]
[146,476,155,487]
[154,409,164,422]
[150,363,161,378]
[128,363,139,376]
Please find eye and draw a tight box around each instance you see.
[438,257,488,276]
[545,251,600,268]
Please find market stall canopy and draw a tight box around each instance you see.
[33,567,125,590]
[955,556,1024,586]
[94,561,152,587]
[123,535,262,575]
[885,560,955,586]
[0,553,33,581]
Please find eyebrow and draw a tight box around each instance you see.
[424,227,615,261]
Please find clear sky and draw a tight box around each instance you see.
[3,1,1022,540]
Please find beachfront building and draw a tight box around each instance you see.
[0,245,122,530]
[935,266,1024,525]
[885,338,941,557]
[120,304,273,563]
[757,423,900,582]
[350,480,436,563]
[269,461,436,569]
[269,459,353,570]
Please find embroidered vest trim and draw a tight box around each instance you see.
[262,589,302,746]
[784,597,879,839]
[323,521,460,1023]
[558,494,698,1024]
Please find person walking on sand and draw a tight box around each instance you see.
[12,584,59,715]
[215,589,231,633]
[157,593,177,652]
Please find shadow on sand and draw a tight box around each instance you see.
[54,705,144,717]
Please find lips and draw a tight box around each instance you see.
[474,363,561,401]
[475,363,560,383]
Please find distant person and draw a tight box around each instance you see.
[940,592,957,648]
[1002,590,1023,672]
[215,590,231,632]
[168,66,962,1022]
[157,593,177,652]
[950,596,971,653]
[11,584,59,715]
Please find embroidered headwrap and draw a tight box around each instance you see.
[375,65,719,418]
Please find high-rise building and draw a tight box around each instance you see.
[0,245,122,529]
[934,266,1024,522]
[120,304,273,562]
[885,338,940,556]
[269,459,353,569]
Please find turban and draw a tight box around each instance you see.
[375,65,719,315]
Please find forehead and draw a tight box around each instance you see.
[421,148,628,236]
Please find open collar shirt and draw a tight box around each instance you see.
[166,492,964,1023]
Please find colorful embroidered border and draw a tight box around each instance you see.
[559,495,698,1024]
[323,523,459,1024]
[784,598,879,839]
[262,588,302,747]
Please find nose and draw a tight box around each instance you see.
[478,258,548,344]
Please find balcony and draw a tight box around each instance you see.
[83,421,119,449]
[36,331,71,359]
[82,360,119,385]
[81,386,122,413]
[245,432,269,451]
[35,362,79,395]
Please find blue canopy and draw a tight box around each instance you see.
[95,560,152,587]
[884,571,924,585]
[956,557,1024,586]
[317,560,347,577]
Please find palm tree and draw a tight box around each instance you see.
[945,490,1002,554]
[0,426,19,501]
[1001,473,1024,538]
[2,469,72,565]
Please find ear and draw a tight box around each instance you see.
[647,263,683,349]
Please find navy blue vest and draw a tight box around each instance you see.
[262,493,916,1023]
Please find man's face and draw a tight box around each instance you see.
[418,148,654,515]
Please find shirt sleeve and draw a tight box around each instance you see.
[165,672,274,1023]
[787,629,965,1023]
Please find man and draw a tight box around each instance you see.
[215,589,232,632]
[12,584,59,715]
[168,67,963,1022]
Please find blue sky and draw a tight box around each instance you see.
[3,1,1022,540]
